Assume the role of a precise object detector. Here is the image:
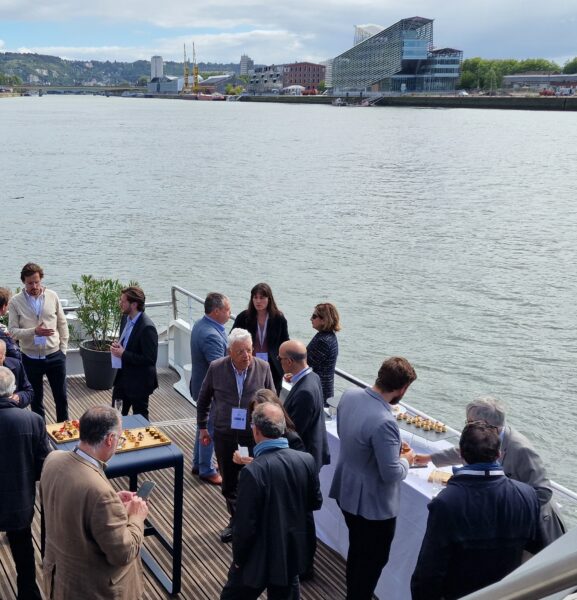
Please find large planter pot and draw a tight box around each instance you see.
[79,340,117,390]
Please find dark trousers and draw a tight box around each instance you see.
[6,526,42,600]
[342,510,396,600]
[22,351,68,422]
[214,433,254,518]
[220,564,300,600]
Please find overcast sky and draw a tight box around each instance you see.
[1,0,576,66]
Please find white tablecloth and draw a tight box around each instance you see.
[315,419,457,600]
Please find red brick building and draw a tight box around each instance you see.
[282,62,326,91]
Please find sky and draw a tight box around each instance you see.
[1,0,576,66]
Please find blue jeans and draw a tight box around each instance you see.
[193,416,217,477]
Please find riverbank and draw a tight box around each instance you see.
[239,94,577,111]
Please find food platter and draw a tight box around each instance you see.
[47,422,171,452]
[116,427,171,453]
[428,469,452,485]
[394,409,456,442]
[47,420,80,443]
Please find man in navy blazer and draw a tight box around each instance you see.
[280,340,329,473]
[189,293,231,484]
[0,339,34,408]
[111,286,158,421]
[330,356,417,600]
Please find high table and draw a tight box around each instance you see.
[315,418,458,600]
[46,414,184,595]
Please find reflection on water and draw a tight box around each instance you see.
[2,95,577,492]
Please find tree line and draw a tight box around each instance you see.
[460,57,577,90]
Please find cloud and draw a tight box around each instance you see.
[1,0,576,64]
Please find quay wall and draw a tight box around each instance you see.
[239,95,577,111]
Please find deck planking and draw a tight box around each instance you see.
[0,368,348,599]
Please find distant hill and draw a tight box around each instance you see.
[0,52,241,85]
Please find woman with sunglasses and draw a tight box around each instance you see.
[307,303,341,405]
[232,283,289,394]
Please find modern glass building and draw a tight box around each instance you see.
[332,17,462,94]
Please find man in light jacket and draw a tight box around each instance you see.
[329,356,417,600]
[9,262,69,421]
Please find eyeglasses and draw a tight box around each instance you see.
[311,313,321,319]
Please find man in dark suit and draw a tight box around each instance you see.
[279,340,329,473]
[197,328,275,543]
[279,339,329,580]
[0,339,34,408]
[220,402,322,600]
[111,286,158,421]
[189,292,231,485]
[0,366,51,600]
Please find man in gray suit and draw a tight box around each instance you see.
[189,292,231,485]
[329,356,417,600]
[197,328,275,543]
[414,396,565,549]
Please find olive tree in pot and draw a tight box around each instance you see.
[72,275,125,390]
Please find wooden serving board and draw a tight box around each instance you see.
[116,427,171,453]
[47,423,172,453]
[47,420,80,444]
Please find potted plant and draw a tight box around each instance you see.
[72,275,126,390]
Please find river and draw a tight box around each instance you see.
[2,94,576,494]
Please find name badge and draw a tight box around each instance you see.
[231,408,247,430]
[34,335,47,346]
[255,352,268,361]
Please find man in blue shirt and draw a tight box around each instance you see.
[189,292,231,485]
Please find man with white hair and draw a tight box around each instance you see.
[0,339,34,408]
[414,396,565,548]
[0,366,51,600]
[197,328,275,543]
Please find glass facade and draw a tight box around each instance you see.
[332,17,462,94]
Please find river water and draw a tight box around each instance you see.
[2,95,577,493]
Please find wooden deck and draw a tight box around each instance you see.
[0,369,348,599]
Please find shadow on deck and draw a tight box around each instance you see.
[0,369,347,599]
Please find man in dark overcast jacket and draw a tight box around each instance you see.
[411,422,539,600]
[221,402,322,600]
[0,366,51,599]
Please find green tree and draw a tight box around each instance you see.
[317,80,326,93]
[563,57,577,74]
[137,75,149,87]
[0,72,22,86]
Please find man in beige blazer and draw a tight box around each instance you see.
[40,405,149,600]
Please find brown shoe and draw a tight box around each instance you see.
[199,473,222,485]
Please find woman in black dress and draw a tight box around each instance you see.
[307,302,341,404]
[232,283,289,394]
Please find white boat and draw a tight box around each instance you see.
[60,284,577,600]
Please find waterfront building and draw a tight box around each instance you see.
[240,54,254,76]
[146,76,183,94]
[321,59,333,88]
[151,56,164,79]
[248,65,284,93]
[332,16,462,94]
[282,62,326,91]
[502,72,577,93]
[354,24,384,46]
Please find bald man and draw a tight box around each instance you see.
[279,340,330,472]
